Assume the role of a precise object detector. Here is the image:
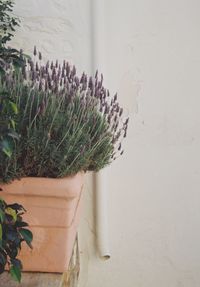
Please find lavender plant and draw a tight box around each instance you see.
[0,49,129,182]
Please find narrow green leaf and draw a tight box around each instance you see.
[10,265,21,283]
[7,130,20,140]
[0,224,2,241]
[9,101,18,114]
[0,209,5,223]
[10,119,16,130]
[2,147,12,157]
[1,139,13,157]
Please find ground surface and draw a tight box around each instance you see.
[0,272,63,287]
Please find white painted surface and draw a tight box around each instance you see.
[95,170,111,259]
[11,0,200,286]
[12,0,92,72]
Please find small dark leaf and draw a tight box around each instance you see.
[0,253,7,267]
[15,221,28,228]
[11,258,22,270]
[6,246,18,258]
[5,213,13,223]
[6,230,18,242]
[19,229,33,248]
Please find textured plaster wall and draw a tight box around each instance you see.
[12,1,200,287]
[99,1,200,287]
[12,0,92,71]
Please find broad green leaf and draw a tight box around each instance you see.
[5,207,17,222]
[19,229,33,248]
[10,265,21,283]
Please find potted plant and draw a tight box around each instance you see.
[0,0,129,280]
[0,0,129,275]
[0,51,129,273]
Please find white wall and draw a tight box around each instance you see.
[12,1,200,286]
[12,0,92,71]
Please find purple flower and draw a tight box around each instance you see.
[33,46,37,56]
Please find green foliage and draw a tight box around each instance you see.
[0,54,129,182]
[0,0,27,72]
[0,198,33,282]
[0,0,19,44]
[0,92,19,158]
[10,264,21,282]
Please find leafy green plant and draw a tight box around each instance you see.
[0,50,129,182]
[0,197,33,282]
[0,0,28,161]
[0,0,26,72]
[0,0,19,44]
[0,2,33,284]
[0,93,19,158]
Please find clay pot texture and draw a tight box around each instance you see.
[0,173,84,273]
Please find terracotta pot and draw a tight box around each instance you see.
[0,173,84,273]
